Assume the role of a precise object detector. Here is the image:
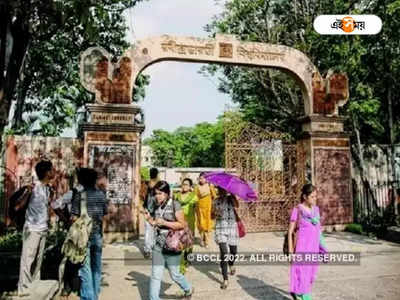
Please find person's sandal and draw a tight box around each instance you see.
[183,287,194,299]
[290,293,301,300]
[220,280,228,289]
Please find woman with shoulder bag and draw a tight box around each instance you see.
[143,181,194,300]
[288,184,324,300]
[175,178,198,274]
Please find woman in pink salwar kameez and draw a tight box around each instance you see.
[288,184,324,300]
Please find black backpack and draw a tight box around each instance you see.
[63,260,81,295]
[7,186,32,231]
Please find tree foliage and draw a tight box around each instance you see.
[0,0,149,137]
[204,0,400,144]
[144,118,225,168]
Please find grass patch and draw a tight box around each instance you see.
[345,223,363,234]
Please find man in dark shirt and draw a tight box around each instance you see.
[71,168,107,300]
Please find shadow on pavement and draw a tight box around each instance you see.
[127,270,175,299]
[191,264,222,285]
[236,274,292,300]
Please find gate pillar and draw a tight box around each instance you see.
[299,117,353,230]
[298,70,352,230]
[81,104,145,243]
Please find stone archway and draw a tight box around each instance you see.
[79,34,352,241]
[82,34,319,115]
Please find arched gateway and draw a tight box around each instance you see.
[79,34,352,241]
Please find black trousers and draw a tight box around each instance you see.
[218,242,237,280]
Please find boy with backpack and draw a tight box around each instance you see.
[17,160,54,296]
[71,168,107,300]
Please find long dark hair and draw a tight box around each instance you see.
[217,186,227,198]
[217,186,235,204]
[154,180,170,197]
[300,183,315,203]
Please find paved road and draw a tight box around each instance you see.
[99,232,400,300]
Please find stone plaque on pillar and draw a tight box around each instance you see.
[87,143,136,235]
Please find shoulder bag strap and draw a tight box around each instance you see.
[229,196,240,222]
[172,199,178,222]
[80,191,89,217]
[159,199,172,219]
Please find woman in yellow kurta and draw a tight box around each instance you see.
[195,172,217,247]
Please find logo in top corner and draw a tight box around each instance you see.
[314,15,382,35]
[331,16,365,33]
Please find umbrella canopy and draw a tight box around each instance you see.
[204,172,258,202]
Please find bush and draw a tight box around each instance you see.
[359,204,398,238]
[140,167,150,181]
[345,223,363,234]
[0,231,22,252]
[0,231,23,291]
[0,228,67,286]
[42,229,67,280]
[0,221,6,236]
[0,229,66,254]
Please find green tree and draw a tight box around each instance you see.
[0,0,149,138]
[190,119,225,167]
[204,0,399,144]
[205,0,400,217]
[144,118,225,168]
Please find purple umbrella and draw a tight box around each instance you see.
[204,172,258,202]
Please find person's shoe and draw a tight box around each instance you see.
[290,293,299,300]
[143,252,152,259]
[182,287,194,299]
[229,266,236,276]
[220,280,228,289]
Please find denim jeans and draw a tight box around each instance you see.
[79,232,103,300]
[149,246,192,300]
[144,220,155,253]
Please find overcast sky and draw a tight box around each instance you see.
[126,0,232,138]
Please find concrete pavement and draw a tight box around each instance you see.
[99,231,400,300]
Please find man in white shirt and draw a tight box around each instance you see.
[18,160,54,296]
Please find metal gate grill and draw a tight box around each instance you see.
[224,112,305,231]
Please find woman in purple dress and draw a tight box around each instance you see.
[288,184,323,300]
